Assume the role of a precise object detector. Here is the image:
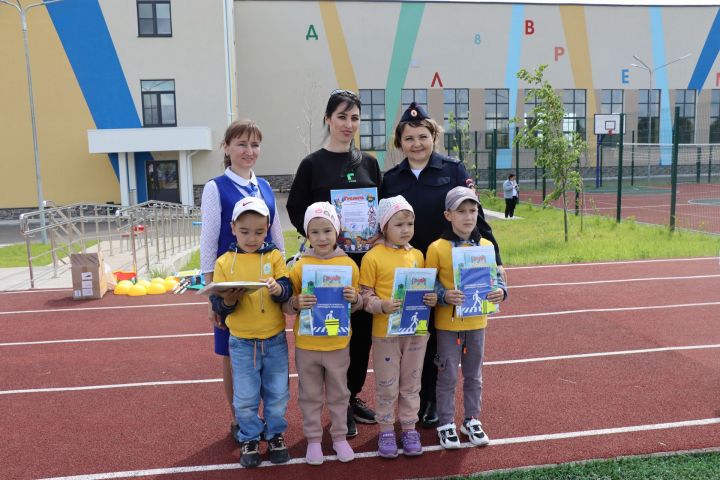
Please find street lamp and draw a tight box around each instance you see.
[1,0,62,243]
[630,53,691,145]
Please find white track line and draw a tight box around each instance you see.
[0,302,206,316]
[37,417,720,480]
[4,343,718,396]
[0,333,213,347]
[506,257,716,270]
[492,301,720,320]
[510,274,720,289]
[0,288,72,295]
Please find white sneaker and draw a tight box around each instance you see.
[436,422,461,449]
[460,418,490,446]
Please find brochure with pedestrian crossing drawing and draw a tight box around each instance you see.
[387,268,436,336]
[451,245,499,318]
[297,264,352,336]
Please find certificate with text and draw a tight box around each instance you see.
[330,187,379,253]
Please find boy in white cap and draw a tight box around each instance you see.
[359,195,437,458]
[283,202,363,465]
[210,196,292,468]
[426,186,507,450]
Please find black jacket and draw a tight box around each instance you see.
[380,151,502,265]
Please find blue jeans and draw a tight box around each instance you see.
[229,331,289,442]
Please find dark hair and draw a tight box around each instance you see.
[324,90,363,172]
[508,173,516,179]
[393,118,440,149]
[222,120,262,168]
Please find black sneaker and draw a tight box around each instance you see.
[421,401,439,428]
[346,406,358,437]
[240,440,261,468]
[267,434,291,464]
[350,396,377,424]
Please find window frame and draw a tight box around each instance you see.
[401,89,428,112]
[137,0,172,37]
[675,89,696,144]
[484,88,510,148]
[359,89,386,151]
[141,79,177,127]
[600,89,624,114]
[638,89,661,144]
[563,89,586,140]
[711,90,720,144]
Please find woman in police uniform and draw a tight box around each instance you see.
[380,103,504,428]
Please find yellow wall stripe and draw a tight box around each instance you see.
[319,2,357,91]
[560,5,597,154]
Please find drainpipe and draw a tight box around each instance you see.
[222,0,235,126]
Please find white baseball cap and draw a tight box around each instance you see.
[231,197,270,222]
[378,195,414,232]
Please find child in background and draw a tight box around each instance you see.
[359,196,437,458]
[425,187,507,449]
[283,202,363,465]
[210,197,292,468]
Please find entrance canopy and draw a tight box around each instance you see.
[87,126,213,206]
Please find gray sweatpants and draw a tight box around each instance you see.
[435,329,486,426]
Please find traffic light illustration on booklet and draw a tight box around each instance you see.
[297,264,352,336]
[451,245,499,318]
[386,268,437,336]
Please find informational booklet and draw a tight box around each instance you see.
[196,281,267,296]
[386,268,437,336]
[330,187,379,253]
[451,245,499,317]
[297,264,352,336]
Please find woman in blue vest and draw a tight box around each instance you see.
[200,119,284,441]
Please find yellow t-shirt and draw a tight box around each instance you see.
[426,237,494,331]
[213,249,288,339]
[289,255,359,351]
[359,244,425,338]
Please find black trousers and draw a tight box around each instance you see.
[505,197,518,218]
[347,309,373,396]
[419,309,438,405]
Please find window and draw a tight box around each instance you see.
[675,89,696,144]
[359,89,385,150]
[401,89,427,112]
[444,88,469,132]
[485,88,509,148]
[711,90,720,143]
[638,89,660,143]
[141,80,176,127]
[137,1,172,37]
[600,89,624,114]
[563,89,586,139]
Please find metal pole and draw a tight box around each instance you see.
[670,107,680,231]
[696,146,701,183]
[631,130,635,186]
[616,114,625,222]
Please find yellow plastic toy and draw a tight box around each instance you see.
[136,279,151,289]
[163,279,179,291]
[147,282,167,295]
[151,277,166,284]
[165,276,180,283]
[128,284,147,296]
[114,280,133,295]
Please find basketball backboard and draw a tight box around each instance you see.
[594,114,625,135]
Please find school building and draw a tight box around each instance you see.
[2,0,719,218]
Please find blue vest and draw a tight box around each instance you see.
[213,174,276,257]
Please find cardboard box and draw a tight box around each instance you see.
[71,253,108,300]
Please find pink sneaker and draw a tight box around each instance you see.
[333,440,355,462]
[305,442,324,465]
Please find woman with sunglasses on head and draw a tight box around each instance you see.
[287,89,382,439]
[380,103,504,430]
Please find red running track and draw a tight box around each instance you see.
[1,257,719,480]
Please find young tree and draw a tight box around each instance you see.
[513,65,585,242]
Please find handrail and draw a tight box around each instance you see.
[19,200,201,288]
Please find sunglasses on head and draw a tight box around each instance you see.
[330,89,358,98]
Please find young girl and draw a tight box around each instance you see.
[200,120,284,441]
[359,196,437,458]
[284,202,363,465]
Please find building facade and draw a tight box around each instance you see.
[2,1,720,216]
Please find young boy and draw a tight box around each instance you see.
[210,197,292,468]
[283,202,362,465]
[425,187,507,449]
[359,196,437,458]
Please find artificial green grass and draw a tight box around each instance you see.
[0,241,97,268]
[461,451,720,479]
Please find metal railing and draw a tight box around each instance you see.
[19,200,201,288]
